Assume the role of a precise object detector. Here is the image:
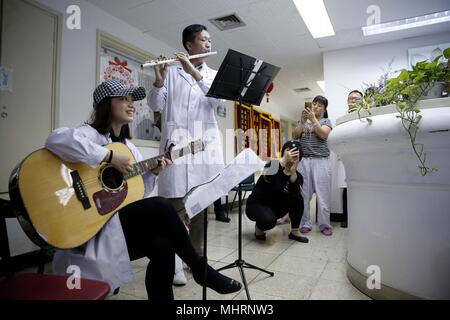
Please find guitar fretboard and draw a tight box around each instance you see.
[123,144,196,180]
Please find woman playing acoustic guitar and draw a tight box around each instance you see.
[45,79,241,300]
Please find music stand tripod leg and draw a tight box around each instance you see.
[202,208,208,300]
[242,261,275,276]
[237,261,251,300]
[216,184,275,300]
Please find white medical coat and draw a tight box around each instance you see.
[45,124,156,290]
[148,62,225,198]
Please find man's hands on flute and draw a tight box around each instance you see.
[154,54,169,88]
[175,52,203,81]
[153,52,203,86]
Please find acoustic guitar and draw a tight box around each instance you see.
[9,140,204,249]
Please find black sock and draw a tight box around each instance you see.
[192,257,241,294]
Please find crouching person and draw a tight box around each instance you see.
[245,140,308,243]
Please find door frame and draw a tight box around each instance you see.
[1,0,62,129]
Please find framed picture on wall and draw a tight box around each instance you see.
[96,30,160,147]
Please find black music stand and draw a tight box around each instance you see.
[202,208,208,300]
[206,49,280,300]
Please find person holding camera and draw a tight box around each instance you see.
[293,96,333,236]
[245,140,308,243]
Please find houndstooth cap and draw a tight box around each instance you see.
[93,79,146,105]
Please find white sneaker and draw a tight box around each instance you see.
[173,269,187,286]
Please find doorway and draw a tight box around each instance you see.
[0,0,59,255]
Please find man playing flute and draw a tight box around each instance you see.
[148,24,229,286]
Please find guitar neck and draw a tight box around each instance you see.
[123,144,192,180]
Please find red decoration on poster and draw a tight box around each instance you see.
[104,56,134,86]
[109,57,132,72]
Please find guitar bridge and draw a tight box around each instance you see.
[70,170,91,210]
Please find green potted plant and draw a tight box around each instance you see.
[356,47,450,175]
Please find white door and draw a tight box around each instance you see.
[0,0,58,255]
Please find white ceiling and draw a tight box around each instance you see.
[87,0,450,119]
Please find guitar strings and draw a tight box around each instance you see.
[67,143,201,187]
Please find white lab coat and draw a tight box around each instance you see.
[149,62,225,198]
[45,123,156,290]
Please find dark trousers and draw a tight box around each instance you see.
[214,198,222,211]
[245,196,304,231]
[342,188,348,226]
[119,197,202,300]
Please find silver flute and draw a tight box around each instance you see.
[141,51,217,68]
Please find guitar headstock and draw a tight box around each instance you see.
[164,142,176,161]
[190,139,205,155]
[164,139,205,161]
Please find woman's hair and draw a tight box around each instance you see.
[313,95,329,118]
[281,140,303,159]
[313,95,328,108]
[182,24,207,51]
[89,97,131,139]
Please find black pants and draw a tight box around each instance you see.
[342,188,348,224]
[245,196,303,231]
[214,198,222,211]
[119,197,202,300]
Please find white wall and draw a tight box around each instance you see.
[35,0,176,129]
[324,31,450,214]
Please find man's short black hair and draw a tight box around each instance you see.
[182,24,208,51]
[348,90,363,98]
[313,95,328,108]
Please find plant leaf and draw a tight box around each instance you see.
[443,47,450,59]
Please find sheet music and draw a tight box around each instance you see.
[240,59,263,98]
[183,148,265,218]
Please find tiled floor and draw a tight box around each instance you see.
[107,204,371,300]
[15,202,370,300]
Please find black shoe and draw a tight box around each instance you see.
[192,258,242,294]
[288,233,309,243]
[215,210,230,223]
[254,232,266,241]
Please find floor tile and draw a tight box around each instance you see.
[309,278,371,300]
[320,262,348,282]
[268,255,328,279]
[247,272,318,300]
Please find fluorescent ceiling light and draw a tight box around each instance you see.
[317,81,325,92]
[293,0,335,38]
[362,10,450,36]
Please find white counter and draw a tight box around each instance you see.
[328,97,450,299]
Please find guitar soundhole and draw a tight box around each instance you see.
[100,166,124,191]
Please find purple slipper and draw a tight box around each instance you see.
[322,227,333,236]
[300,227,311,234]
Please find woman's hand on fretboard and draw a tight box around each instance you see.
[151,157,172,175]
